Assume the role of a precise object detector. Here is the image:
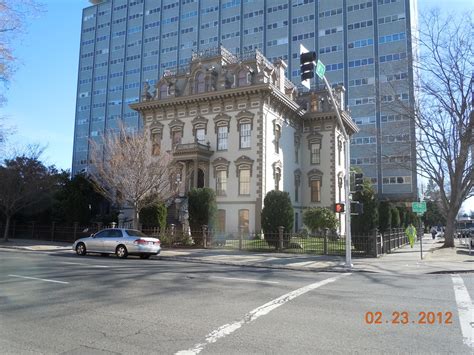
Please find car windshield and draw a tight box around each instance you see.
[126,230,148,238]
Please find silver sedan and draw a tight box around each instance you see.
[72,228,161,259]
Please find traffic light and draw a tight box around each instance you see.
[300,51,316,82]
[335,203,345,213]
[354,173,364,192]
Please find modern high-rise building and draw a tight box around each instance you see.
[73,0,418,200]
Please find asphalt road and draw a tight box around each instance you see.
[0,249,472,354]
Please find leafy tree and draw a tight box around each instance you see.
[390,207,400,228]
[261,190,294,233]
[140,201,167,232]
[52,173,105,225]
[0,154,57,241]
[397,207,407,228]
[303,207,339,232]
[379,201,392,233]
[423,200,446,228]
[187,188,217,231]
[351,179,378,234]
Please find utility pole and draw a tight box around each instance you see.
[300,45,353,269]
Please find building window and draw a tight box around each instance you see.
[216,170,227,196]
[160,84,168,98]
[238,70,248,86]
[172,130,182,145]
[196,72,205,93]
[195,128,206,144]
[217,210,226,233]
[238,209,249,234]
[217,126,228,150]
[311,142,321,164]
[274,167,281,190]
[311,180,321,202]
[294,172,301,202]
[274,123,281,153]
[338,138,343,165]
[239,169,250,195]
[240,123,251,148]
[151,132,161,155]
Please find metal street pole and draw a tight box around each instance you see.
[321,76,352,269]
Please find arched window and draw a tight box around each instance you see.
[196,72,205,93]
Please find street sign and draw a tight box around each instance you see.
[412,202,427,214]
[316,60,326,79]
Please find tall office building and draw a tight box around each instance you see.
[74,0,418,200]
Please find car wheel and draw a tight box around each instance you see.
[140,254,151,259]
[116,245,128,259]
[76,243,86,256]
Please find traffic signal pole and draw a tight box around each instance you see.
[320,75,353,269]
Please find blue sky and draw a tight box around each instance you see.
[1,0,472,209]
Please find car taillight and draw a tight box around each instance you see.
[134,239,148,245]
[156,240,161,245]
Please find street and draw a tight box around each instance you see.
[0,249,472,354]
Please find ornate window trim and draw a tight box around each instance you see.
[212,157,230,178]
[234,155,254,177]
[272,161,282,191]
[235,110,255,130]
[213,113,231,133]
[192,115,209,137]
[273,119,282,153]
[150,122,163,156]
[307,169,324,187]
[168,119,185,138]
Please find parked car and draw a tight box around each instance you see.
[72,228,161,259]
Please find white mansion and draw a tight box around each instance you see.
[131,47,358,234]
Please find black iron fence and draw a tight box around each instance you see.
[2,222,417,258]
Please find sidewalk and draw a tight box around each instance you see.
[0,235,472,275]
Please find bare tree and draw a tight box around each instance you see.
[89,124,175,229]
[404,11,473,247]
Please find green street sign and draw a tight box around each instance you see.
[412,202,427,214]
[316,60,326,79]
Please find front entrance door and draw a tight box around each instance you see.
[190,168,205,189]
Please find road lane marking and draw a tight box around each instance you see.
[176,273,351,355]
[8,274,69,285]
[209,276,279,284]
[451,274,473,349]
[59,262,110,268]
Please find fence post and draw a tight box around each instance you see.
[202,225,208,248]
[323,228,328,255]
[239,226,243,250]
[278,226,284,252]
[51,222,56,242]
[373,229,379,257]
[73,222,78,241]
[31,221,35,240]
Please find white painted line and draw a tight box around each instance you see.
[451,274,473,349]
[176,273,351,355]
[209,276,279,284]
[59,262,110,268]
[8,274,69,285]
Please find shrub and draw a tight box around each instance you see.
[261,190,294,248]
[390,207,400,228]
[351,179,379,234]
[303,207,339,233]
[379,201,392,232]
[140,202,167,232]
[188,188,217,232]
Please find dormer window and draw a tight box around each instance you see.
[160,84,168,99]
[238,70,248,86]
[196,72,205,93]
